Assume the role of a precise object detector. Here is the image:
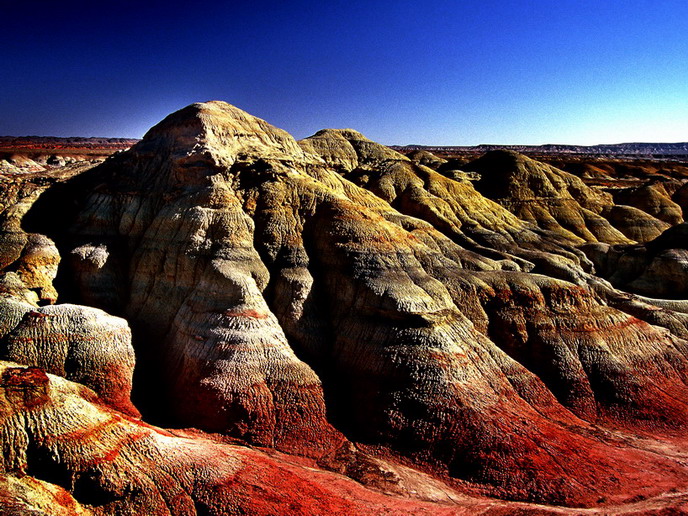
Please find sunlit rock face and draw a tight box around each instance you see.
[0,297,138,416]
[0,173,61,305]
[2,101,688,512]
[27,102,344,456]
[0,362,480,515]
[462,149,648,249]
[611,182,684,226]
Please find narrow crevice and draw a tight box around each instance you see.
[246,194,361,440]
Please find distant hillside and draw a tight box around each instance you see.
[0,136,140,173]
[393,142,688,157]
[0,136,139,151]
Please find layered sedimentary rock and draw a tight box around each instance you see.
[0,174,60,305]
[463,150,631,244]
[299,130,608,288]
[600,204,670,242]
[8,101,686,513]
[453,271,688,428]
[0,136,137,175]
[0,361,483,515]
[0,296,137,416]
[457,151,685,245]
[584,222,688,298]
[407,149,448,169]
[611,182,684,225]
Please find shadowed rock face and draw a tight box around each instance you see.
[3,101,688,512]
[584,222,688,298]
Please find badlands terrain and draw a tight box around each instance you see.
[1,101,688,514]
[0,137,137,174]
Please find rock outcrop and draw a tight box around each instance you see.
[600,204,670,242]
[300,130,609,288]
[0,296,137,416]
[0,361,481,515]
[2,101,688,512]
[611,182,684,225]
[464,150,633,245]
[584,222,688,298]
[0,174,61,305]
[16,102,688,506]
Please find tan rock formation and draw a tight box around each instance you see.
[464,150,632,245]
[17,102,688,509]
[299,129,600,287]
[612,182,684,225]
[407,149,448,168]
[601,204,670,242]
[0,175,60,305]
[0,297,138,416]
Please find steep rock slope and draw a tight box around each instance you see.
[35,103,344,456]
[462,150,673,245]
[584,222,688,298]
[451,271,688,428]
[19,102,688,508]
[0,361,480,515]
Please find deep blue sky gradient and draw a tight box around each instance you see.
[2,0,687,144]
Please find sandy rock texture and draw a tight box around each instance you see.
[0,174,60,305]
[0,297,137,416]
[1,101,687,512]
[1,362,499,515]
[583,222,688,298]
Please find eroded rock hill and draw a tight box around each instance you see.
[2,101,688,514]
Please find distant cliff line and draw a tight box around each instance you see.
[0,136,139,150]
[393,142,688,158]
[3,136,688,158]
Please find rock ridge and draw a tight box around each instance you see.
[2,101,688,512]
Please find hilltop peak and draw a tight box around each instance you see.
[134,101,309,166]
[300,127,407,170]
[308,128,371,141]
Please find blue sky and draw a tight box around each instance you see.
[2,0,687,144]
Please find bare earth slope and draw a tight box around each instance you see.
[1,102,688,513]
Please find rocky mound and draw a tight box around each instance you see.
[300,130,608,286]
[0,361,483,515]
[611,182,684,225]
[584,221,688,298]
[464,150,645,244]
[0,296,137,416]
[1,101,688,512]
[600,204,671,242]
[407,149,448,169]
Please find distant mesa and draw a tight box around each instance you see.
[0,136,138,174]
[394,141,688,157]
